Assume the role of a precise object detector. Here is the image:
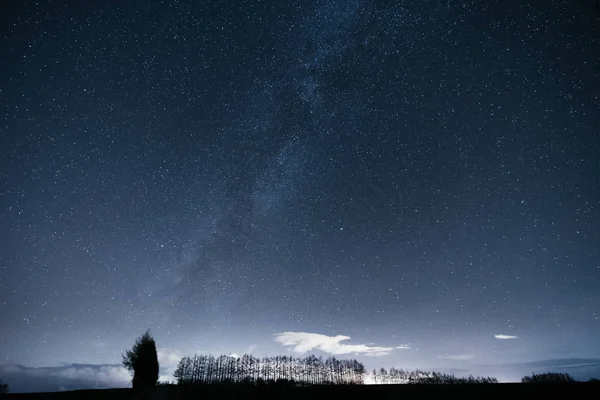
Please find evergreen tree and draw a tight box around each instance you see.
[0,377,9,394]
[122,329,160,389]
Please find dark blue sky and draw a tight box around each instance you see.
[1,0,599,392]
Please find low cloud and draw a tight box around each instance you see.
[395,345,411,350]
[495,334,519,340]
[274,332,393,357]
[0,363,130,393]
[1,348,186,391]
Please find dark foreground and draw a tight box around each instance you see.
[4,383,598,399]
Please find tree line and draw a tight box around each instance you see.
[172,356,500,386]
[173,354,367,385]
[372,367,498,384]
[521,372,576,383]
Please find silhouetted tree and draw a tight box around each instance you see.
[521,372,575,383]
[173,357,185,384]
[122,329,160,389]
[172,353,366,386]
[0,378,9,394]
[365,368,497,384]
[410,371,498,384]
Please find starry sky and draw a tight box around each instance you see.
[1,0,599,392]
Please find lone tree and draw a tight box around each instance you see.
[122,329,160,389]
[0,377,9,393]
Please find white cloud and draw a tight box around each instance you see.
[274,332,393,357]
[494,334,519,340]
[395,345,411,350]
[156,348,183,382]
[157,348,183,369]
[438,354,474,361]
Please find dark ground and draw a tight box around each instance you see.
[3,383,599,400]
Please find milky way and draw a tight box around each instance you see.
[1,0,599,392]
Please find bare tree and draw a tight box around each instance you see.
[522,372,575,383]
[172,352,368,387]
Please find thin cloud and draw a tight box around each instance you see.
[395,345,411,350]
[515,358,600,370]
[438,354,475,361]
[274,332,393,357]
[495,334,519,340]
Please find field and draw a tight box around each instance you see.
[3,383,598,400]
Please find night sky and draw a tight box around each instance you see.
[1,0,599,392]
